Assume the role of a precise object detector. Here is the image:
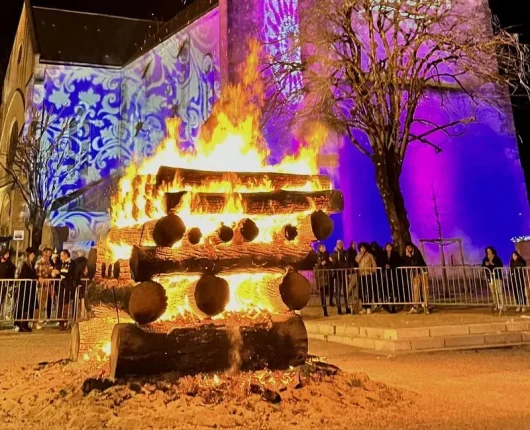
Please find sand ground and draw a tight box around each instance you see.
[0,329,529,429]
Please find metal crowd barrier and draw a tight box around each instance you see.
[0,279,86,324]
[306,266,530,312]
[493,267,530,311]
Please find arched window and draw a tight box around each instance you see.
[7,121,19,167]
[0,194,12,236]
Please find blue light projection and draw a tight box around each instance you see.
[36,9,221,242]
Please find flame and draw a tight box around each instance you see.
[106,238,133,260]
[110,40,329,233]
[102,342,111,357]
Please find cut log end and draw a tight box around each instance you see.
[279,272,311,311]
[239,218,259,242]
[152,214,186,247]
[218,225,234,243]
[188,228,203,245]
[70,322,80,362]
[128,281,168,324]
[194,275,230,316]
[311,210,334,241]
[283,224,298,241]
[87,248,97,280]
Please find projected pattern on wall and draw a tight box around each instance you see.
[34,9,221,242]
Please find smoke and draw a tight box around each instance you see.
[227,326,243,374]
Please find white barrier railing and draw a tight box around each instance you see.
[0,279,85,323]
[306,266,530,312]
[493,267,530,311]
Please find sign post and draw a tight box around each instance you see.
[13,230,24,269]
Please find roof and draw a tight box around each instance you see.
[30,0,194,22]
[31,6,159,67]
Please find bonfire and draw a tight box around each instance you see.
[73,42,343,380]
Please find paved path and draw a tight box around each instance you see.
[310,339,530,429]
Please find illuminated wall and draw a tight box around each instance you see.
[254,0,530,262]
[33,8,221,242]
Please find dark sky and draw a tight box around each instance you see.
[0,0,529,191]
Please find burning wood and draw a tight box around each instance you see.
[78,44,344,377]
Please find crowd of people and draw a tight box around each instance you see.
[0,247,88,332]
[315,240,429,316]
[315,240,528,317]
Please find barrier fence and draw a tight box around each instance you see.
[304,266,530,312]
[0,279,86,324]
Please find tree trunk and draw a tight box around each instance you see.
[373,151,412,255]
[30,210,46,250]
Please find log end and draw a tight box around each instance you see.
[279,272,311,311]
[128,281,168,324]
[310,210,334,240]
[283,224,298,241]
[188,227,203,245]
[152,214,186,247]
[239,218,259,242]
[218,225,234,243]
[194,275,230,316]
[70,322,80,362]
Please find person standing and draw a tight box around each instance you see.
[74,250,89,320]
[346,241,358,268]
[509,251,527,313]
[482,247,504,312]
[35,248,55,325]
[315,244,331,317]
[15,248,38,332]
[52,250,76,329]
[382,243,402,312]
[330,240,351,315]
[403,242,429,314]
[0,249,16,319]
[356,243,377,314]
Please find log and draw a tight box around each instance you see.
[311,210,334,240]
[129,245,317,280]
[188,227,202,245]
[109,314,308,378]
[194,274,230,316]
[152,214,186,247]
[164,190,343,215]
[70,314,132,362]
[238,218,259,242]
[155,166,331,191]
[279,272,311,311]
[128,281,168,324]
[217,224,234,243]
[283,224,298,241]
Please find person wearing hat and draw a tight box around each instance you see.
[15,248,38,332]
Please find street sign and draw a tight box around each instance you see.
[13,230,24,241]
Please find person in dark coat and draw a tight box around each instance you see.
[315,243,331,317]
[482,246,504,312]
[509,251,527,313]
[0,249,16,314]
[52,250,76,329]
[370,242,385,268]
[74,250,89,320]
[381,243,403,312]
[330,240,351,315]
[15,248,38,332]
[402,242,429,314]
[346,241,358,268]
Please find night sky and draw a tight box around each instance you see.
[0,0,529,192]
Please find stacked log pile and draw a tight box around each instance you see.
[78,165,342,378]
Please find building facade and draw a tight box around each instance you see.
[0,0,528,262]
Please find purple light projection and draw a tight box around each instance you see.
[255,0,530,263]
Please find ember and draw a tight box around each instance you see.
[77,42,344,378]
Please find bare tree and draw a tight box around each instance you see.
[0,107,87,249]
[266,0,530,252]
